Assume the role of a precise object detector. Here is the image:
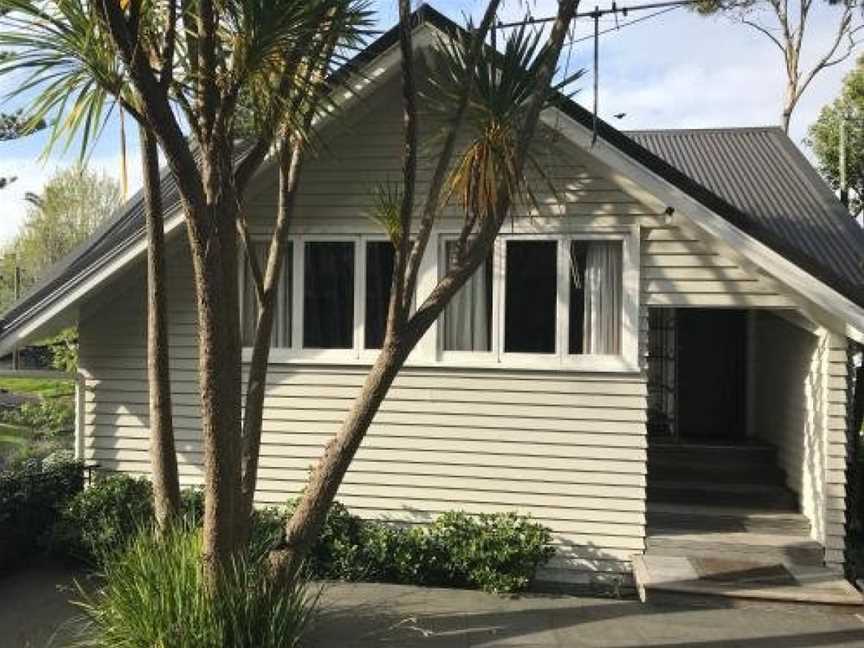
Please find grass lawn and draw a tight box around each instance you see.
[0,422,33,461]
[0,377,74,399]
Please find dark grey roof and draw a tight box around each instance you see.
[2,4,864,344]
[627,126,864,292]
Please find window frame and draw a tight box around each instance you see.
[434,226,639,372]
[437,235,501,365]
[240,225,640,373]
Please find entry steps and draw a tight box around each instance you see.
[636,442,864,610]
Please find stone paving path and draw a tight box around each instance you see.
[2,564,864,647]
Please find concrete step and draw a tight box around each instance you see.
[633,554,864,612]
[646,531,825,566]
[647,507,811,537]
[648,480,798,510]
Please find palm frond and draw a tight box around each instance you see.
[424,19,586,224]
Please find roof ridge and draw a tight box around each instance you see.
[624,125,784,134]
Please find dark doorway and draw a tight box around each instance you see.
[677,309,747,443]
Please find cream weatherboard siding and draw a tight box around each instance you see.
[640,226,794,309]
[78,252,649,585]
[750,312,849,570]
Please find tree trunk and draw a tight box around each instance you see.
[140,125,181,530]
[269,0,580,585]
[270,338,414,582]
[187,148,243,579]
[238,140,306,538]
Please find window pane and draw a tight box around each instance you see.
[303,241,355,349]
[442,242,493,351]
[365,241,395,349]
[242,242,292,348]
[571,240,622,355]
[504,240,557,354]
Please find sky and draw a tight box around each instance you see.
[0,0,859,245]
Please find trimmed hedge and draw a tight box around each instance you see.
[0,459,84,573]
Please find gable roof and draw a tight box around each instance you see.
[2,3,863,348]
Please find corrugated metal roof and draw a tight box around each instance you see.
[627,126,864,291]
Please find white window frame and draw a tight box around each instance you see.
[241,225,640,373]
[433,225,640,372]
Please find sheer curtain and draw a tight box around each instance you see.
[443,243,491,351]
[583,242,622,354]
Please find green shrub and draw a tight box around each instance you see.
[0,459,83,572]
[51,474,208,565]
[52,474,154,564]
[0,398,75,437]
[72,525,316,648]
[287,501,554,594]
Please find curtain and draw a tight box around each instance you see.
[583,241,622,354]
[443,243,490,351]
[242,242,291,348]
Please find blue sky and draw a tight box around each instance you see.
[0,0,858,244]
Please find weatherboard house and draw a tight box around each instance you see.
[2,7,863,600]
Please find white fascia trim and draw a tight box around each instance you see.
[544,110,864,344]
[0,211,187,357]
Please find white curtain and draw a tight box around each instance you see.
[242,242,291,348]
[443,246,489,351]
[583,242,622,354]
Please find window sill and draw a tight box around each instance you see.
[242,348,641,374]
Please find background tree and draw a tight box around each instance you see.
[808,53,864,217]
[696,0,864,132]
[9,165,120,282]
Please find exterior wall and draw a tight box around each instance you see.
[641,226,794,309]
[78,254,648,585]
[751,312,849,570]
[76,74,849,584]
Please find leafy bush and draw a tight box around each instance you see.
[0,397,75,437]
[51,474,154,564]
[51,474,206,565]
[0,459,83,572]
[289,501,554,593]
[53,476,553,594]
[72,525,316,648]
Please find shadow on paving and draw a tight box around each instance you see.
[1,567,863,648]
[306,582,864,648]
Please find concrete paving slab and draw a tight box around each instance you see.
[2,566,864,647]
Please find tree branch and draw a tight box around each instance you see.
[401,0,502,311]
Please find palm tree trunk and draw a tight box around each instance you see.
[140,125,181,530]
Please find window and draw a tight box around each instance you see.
[239,230,632,371]
[504,240,557,354]
[365,241,395,349]
[438,234,627,364]
[241,242,292,347]
[303,241,355,349]
[442,242,493,352]
[569,241,622,355]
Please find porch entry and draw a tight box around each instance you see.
[647,308,747,443]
